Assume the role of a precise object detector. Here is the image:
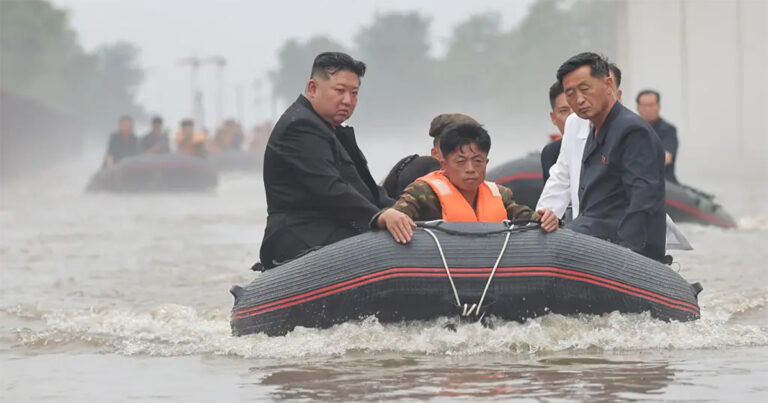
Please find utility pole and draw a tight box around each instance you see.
[202,56,227,128]
[178,57,202,125]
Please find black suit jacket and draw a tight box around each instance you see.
[260,95,393,267]
[540,139,562,182]
[567,102,666,261]
[651,117,679,184]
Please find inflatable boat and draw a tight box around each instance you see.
[487,153,737,228]
[231,222,701,336]
[86,153,218,193]
[208,150,262,172]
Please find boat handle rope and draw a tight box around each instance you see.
[422,226,513,318]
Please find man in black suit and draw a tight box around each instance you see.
[259,52,393,269]
[557,52,666,261]
[637,89,679,184]
[540,81,571,182]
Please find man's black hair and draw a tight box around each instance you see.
[310,52,366,79]
[151,116,163,124]
[439,123,491,157]
[180,118,194,127]
[556,52,610,86]
[118,115,132,122]
[636,89,661,104]
[609,63,622,88]
[549,81,564,110]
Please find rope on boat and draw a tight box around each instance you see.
[423,225,514,318]
[423,228,462,308]
[476,227,513,315]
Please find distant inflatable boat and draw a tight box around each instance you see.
[86,154,218,193]
[487,153,737,229]
[209,150,262,172]
[230,222,701,337]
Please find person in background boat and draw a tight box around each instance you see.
[540,81,573,182]
[259,52,393,269]
[375,123,559,244]
[381,113,479,199]
[248,121,273,152]
[637,89,679,184]
[557,52,666,261]
[210,119,245,154]
[102,115,138,168]
[140,116,170,154]
[175,119,207,158]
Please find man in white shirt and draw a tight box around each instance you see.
[537,63,691,250]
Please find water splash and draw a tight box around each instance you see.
[5,289,767,359]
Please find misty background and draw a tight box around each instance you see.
[1,0,766,211]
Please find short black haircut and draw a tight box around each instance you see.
[180,119,194,127]
[549,81,564,110]
[556,52,610,86]
[118,115,132,123]
[609,63,622,88]
[151,116,163,124]
[310,52,366,79]
[636,89,661,104]
[439,123,491,157]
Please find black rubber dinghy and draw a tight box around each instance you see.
[486,152,543,210]
[209,150,262,172]
[231,222,701,337]
[665,182,737,229]
[86,154,218,193]
[488,153,737,229]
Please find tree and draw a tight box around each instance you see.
[352,12,436,127]
[0,0,144,128]
[269,36,347,104]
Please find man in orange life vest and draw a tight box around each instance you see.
[374,123,559,243]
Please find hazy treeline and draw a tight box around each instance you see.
[0,0,144,181]
[270,0,620,132]
[1,0,144,130]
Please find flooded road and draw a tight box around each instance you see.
[1,151,767,401]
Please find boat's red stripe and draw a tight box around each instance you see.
[233,266,699,319]
[493,171,543,185]
[665,198,735,228]
[233,266,698,316]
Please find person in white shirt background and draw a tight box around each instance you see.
[536,62,692,251]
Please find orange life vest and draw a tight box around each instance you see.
[418,170,507,222]
[175,131,207,156]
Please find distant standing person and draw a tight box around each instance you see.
[540,81,572,182]
[103,115,138,168]
[637,89,679,183]
[557,52,666,261]
[140,116,170,154]
[175,119,207,158]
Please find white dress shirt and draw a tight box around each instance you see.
[537,113,589,218]
[536,113,692,250]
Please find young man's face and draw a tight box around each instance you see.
[549,93,572,134]
[306,70,359,126]
[440,142,489,193]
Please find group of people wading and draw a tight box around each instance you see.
[254,51,679,268]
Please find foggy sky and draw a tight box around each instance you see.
[50,0,534,131]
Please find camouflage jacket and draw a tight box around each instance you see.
[372,180,539,225]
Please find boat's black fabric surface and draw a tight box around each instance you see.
[232,224,701,336]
